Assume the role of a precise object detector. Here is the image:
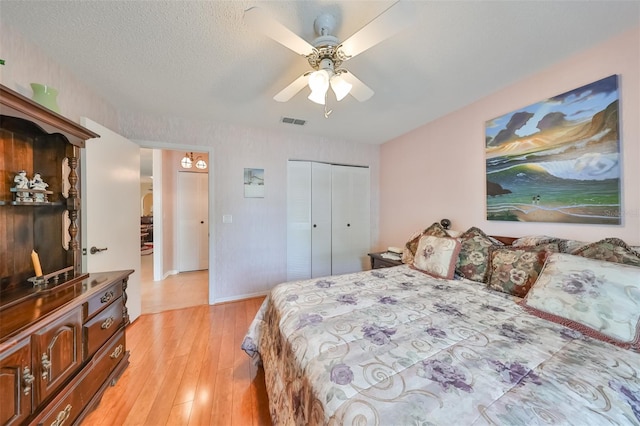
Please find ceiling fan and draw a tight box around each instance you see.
[244,1,414,116]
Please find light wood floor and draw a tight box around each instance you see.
[140,253,209,314]
[80,297,271,426]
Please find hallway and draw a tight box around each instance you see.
[140,253,209,314]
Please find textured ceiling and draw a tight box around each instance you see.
[2,1,638,144]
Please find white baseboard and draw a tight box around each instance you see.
[212,290,270,305]
[162,270,179,280]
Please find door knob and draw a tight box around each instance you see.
[90,246,108,254]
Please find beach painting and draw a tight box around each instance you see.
[485,75,621,224]
[244,168,265,198]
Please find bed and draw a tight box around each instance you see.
[242,226,640,425]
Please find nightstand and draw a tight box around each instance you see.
[368,252,403,269]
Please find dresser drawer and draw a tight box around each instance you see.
[30,381,82,426]
[30,331,126,426]
[84,281,123,320]
[80,330,126,406]
[83,297,123,360]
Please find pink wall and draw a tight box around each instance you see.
[380,27,640,248]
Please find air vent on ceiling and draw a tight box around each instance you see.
[281,117,306,126]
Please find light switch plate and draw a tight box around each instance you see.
[222,214,232,224]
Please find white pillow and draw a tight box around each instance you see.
[412,235,461,280]
[521,253,640,349]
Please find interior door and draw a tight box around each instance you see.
[177,171,209,272]
[80,118,141,323]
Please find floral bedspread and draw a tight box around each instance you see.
[242,265,640,425]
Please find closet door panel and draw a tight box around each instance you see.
[311,162,332,278]
[331,165,370,276]
[350,166,371,270]
[287,161,312,280]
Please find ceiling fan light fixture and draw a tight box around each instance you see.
[308,88,326,105]
[330,75,352,101]
[308,69,331,105]
[308,69,330,93]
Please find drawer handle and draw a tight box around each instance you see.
[22,366,35,395]
[41,353,51,380]
[51,404,72,426]
[100,291,114,304]
[110,344,123,359]
[101,316,115,330]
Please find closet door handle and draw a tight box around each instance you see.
[347,223,351,227]
[313,224,317,228]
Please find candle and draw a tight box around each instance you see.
[31,250,43,277]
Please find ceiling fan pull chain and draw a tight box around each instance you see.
[324,91,332,118]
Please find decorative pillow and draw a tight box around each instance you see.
[558,239,589,254]
[573,238,640,267]
[455,227,503,283]
[412,235,461,280]
[512,235,563,248]
[521,253,640,350]
[402,222,449,264]
[486,244,558,297]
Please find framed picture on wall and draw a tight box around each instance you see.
[485,74,621,224]
[244,168,265,198]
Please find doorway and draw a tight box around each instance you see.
[139,148,210,314]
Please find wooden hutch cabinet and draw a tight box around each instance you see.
[0,84,132,425]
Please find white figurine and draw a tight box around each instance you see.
[14,170,29,189]
[30,173,49,202]
[14,170,32,202]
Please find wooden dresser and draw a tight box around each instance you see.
[0,84,132,425]
[0,271,132,425]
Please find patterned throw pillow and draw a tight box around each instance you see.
[402,222,449,264]
[521,253,640,350]
[486,244,558,297]
[455,227,502,283]
[573,238,640,267]
[558,239,589,254]
[512,235,563,248]
[412,235,461,280]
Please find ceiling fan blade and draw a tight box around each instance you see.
[244,7,314,56]
[340,71,374,102]
[274,73,311,102]
[339,1,415,59]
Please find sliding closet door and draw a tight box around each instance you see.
[287,161,370,280]
[331,165,370,275]
[311,162,331,278]
[287,161,312,280]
